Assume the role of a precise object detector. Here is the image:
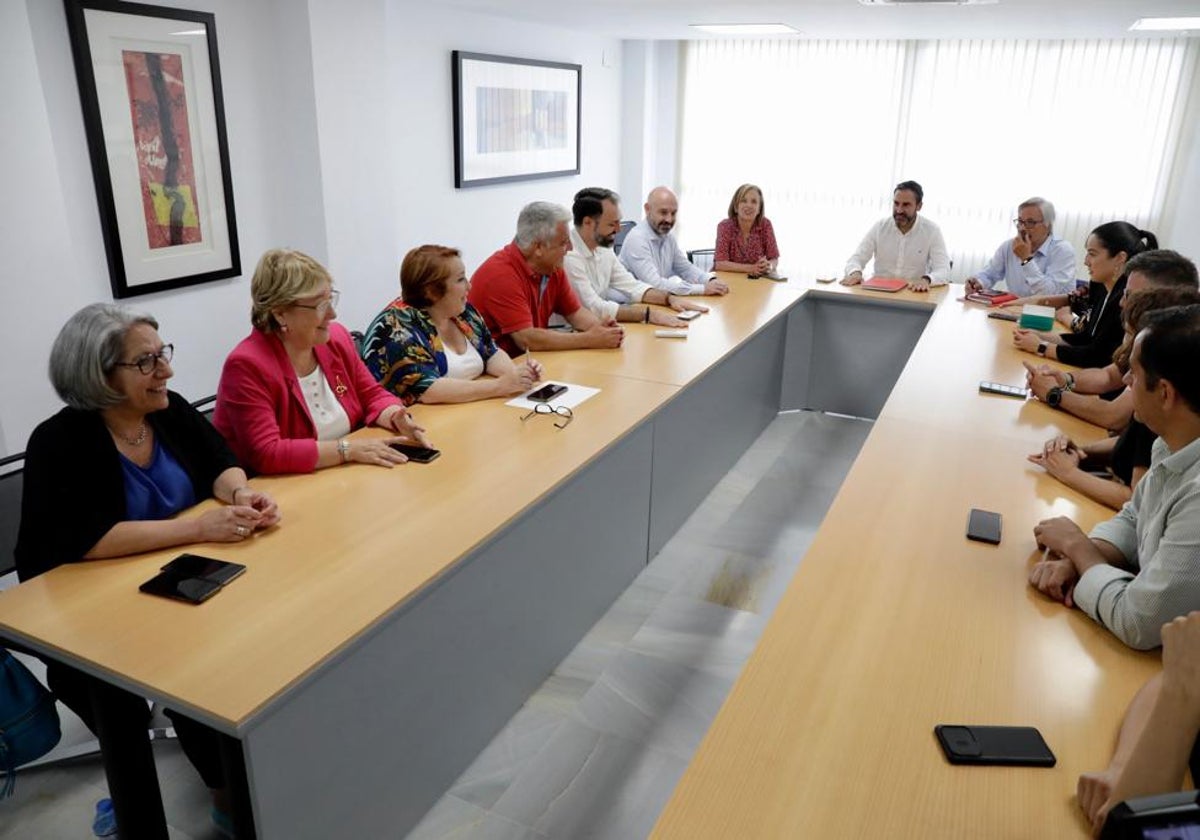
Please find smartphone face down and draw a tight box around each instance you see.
[967,509,1002,544]
[139,571,223,605]
[935,725,1056,767]
[388,443,441,463]
[526,383,568,403]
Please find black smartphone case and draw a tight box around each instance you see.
[935,725,1056,767]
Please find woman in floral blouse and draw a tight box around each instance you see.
[361,245,543,404]
[713,183,780,276]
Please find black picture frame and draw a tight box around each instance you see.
[452,51,582,189]
[64,0,240,298]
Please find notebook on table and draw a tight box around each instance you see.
[861,277,908,293]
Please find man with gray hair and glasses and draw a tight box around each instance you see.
[469,200,625,357]
[965,197,1077,297]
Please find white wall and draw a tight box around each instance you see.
[0,0,623,456]
[308,0,624,333]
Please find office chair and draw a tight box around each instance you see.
[613,220,636,255]
[687,248,715,273]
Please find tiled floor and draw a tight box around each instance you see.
[0,410,870,839]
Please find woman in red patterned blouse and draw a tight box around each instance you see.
[713,183,780,275]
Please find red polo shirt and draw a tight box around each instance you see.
[468,241,581,356]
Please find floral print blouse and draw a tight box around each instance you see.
[360,298,499,405]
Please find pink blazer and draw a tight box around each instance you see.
[214,323,401,474]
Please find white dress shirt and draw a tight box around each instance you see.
[618,219,712,296]
[844,215,950,286]
[564,226,652,320]
[973,234,1077,297]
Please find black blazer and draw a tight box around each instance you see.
[15,391,237,581]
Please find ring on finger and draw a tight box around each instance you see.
[236,525,248,536]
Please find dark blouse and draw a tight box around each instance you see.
[15,391,237,581]
[1110,419,1156,488]
[1057,277,1127,368]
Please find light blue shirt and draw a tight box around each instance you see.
[618,219,711,296]
[973,234,1076,297]
[1078,435,1200,649]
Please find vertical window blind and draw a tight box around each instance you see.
[678,38,1196,282]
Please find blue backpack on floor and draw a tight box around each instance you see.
[0,648,61,797]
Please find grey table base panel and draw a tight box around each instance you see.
[782,293,932,418]
[648,317,786,557]
[242,423,655,839]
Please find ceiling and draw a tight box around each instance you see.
[440,0,1200,41]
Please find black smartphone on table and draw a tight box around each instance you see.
[966,508,1002,544]
[160,553,246,585]
[139,570,224,605]
[388,443,441,463]
[935,724,1056,767]
[526,383,568,403]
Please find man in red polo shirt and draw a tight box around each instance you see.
[469,201,625,356]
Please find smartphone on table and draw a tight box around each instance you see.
[388,443,441,463]
[935,725,1055,767]
[526,383,568,403]
[966,509,1002,545]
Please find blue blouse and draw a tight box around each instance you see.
[120,441,196,521]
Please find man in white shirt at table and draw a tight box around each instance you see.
[619,186,730,298]
[564,187,707,327]
[964,197,1077,297]
[1029,304,1200,650]
[840,180,950,293]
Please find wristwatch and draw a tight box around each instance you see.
[1046,386,1064,408]
[1036,341,1048,357]
[337,438,351,463]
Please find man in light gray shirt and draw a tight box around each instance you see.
[1029,304,1200,649]
[618,186,730,298]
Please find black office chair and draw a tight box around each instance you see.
[0,453,24,579]
[190,394,217,421]
[613,220,636,255]
[687,248,715,273]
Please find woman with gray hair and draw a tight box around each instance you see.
[16,302,280,832]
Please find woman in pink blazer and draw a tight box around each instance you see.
[214,249,430,474]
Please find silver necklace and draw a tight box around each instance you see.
[110,423,148,447]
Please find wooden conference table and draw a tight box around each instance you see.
[0,274,1154,838]
[652,282,1161,838]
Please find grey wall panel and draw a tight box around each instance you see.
[648,319,786,557]
[243,424,655,839]
[798,295,930,418]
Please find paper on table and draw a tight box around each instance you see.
[505,381,600,411]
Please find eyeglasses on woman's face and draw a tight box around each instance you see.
[115,343,174,375]
[293,288,341,317]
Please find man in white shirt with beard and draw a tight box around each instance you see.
[564,187,707,327]
[841,180,951,293]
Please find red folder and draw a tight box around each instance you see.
[861,277,908,293]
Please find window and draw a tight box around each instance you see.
[679,38,1196,282]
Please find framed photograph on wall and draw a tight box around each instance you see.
[64,0,239,298]
[452,51,581,189]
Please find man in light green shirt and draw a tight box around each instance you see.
[1029,304,1200,650]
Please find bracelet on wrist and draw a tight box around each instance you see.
[337,438,351,463]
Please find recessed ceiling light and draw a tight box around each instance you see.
[1130,17,1200,31]
[689,23,801,35]
[859,0,997,5]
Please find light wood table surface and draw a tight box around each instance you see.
[551,274,804,386]
[0,368,679,729]
[653,286,1159,838]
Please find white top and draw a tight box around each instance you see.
[442,336,485,380]
[844,215,951,286]
[564,226,653,320]
[618,218,712,296]
[297,365,352,441]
